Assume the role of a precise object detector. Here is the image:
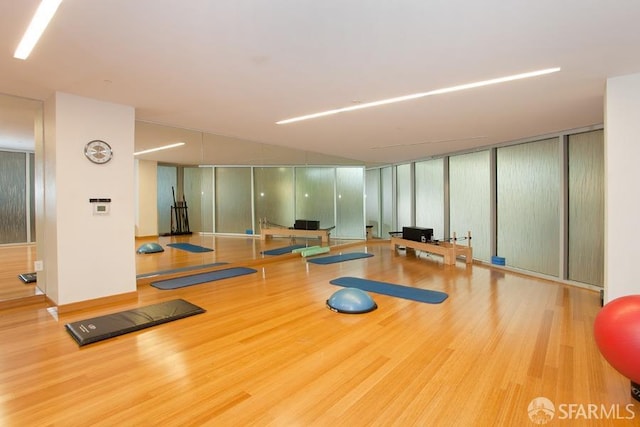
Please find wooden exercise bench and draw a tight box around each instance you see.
[260,226,333,244]
[391,231,473,265]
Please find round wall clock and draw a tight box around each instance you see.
[84,140,113,164]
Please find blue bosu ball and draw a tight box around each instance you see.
[136,243,164,254]
[326,287,377,314]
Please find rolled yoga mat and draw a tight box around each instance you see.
[291,245,320,254]
[300,246,331,257]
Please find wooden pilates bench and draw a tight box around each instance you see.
[260,226,333,243]
[390,231,473,265]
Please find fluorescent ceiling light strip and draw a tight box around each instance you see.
[276,67,561,125]
[134,142,185,156]
[14,0,63,60]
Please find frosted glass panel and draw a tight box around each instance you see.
[366,169,380,237]
[449,151,490,261]
[0,151,27,244]
[336,167,365,238]
[29,153,35,241]
[254,167,294,230]
[415,159,444,238]
[568,130,604,286]
[157,165,177,235]
[295,167,335,229]
[183,167,203,232]
[497,139,559,275]
[215,167,252,233]
[381,167,393,237]
[183,167,214,233]
[396,164,412,228]
[200,167,214,233]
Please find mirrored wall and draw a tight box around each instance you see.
[0,93,44,303]
[171,165,366,238]
[133,118,368,276]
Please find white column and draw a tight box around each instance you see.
[604,73,640,302]
[43,92,136,305]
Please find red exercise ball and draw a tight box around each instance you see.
[594,295,640,384]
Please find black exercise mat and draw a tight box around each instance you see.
[151,267,257,290]
[18,272,37,283]
[65,299,205,346]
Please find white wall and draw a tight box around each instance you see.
[44,92,136,305]
[135,159,158,237]
[604,72,640,302]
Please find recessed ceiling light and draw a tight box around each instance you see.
[276,67,561,125]
[14,0,63,60]
[134,142,185,156]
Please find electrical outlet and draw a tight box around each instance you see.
[34,260,43,272]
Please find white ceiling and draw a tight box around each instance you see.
[1,0,639,165]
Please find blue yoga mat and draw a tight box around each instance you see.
[261,244,306,255]
[137,262,228,279]
[330,276,448,304]
[151,267,257,290]
[307,252,373,265]
[167,243,214,253]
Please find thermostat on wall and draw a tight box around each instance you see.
[89,198,111,215]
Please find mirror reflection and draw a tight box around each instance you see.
[134,121,366,281]
[0,93,43,305]
[0,94,367,307]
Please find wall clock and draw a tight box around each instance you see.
[84,140,113,164]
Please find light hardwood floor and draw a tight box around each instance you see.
[0,236,637,426]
